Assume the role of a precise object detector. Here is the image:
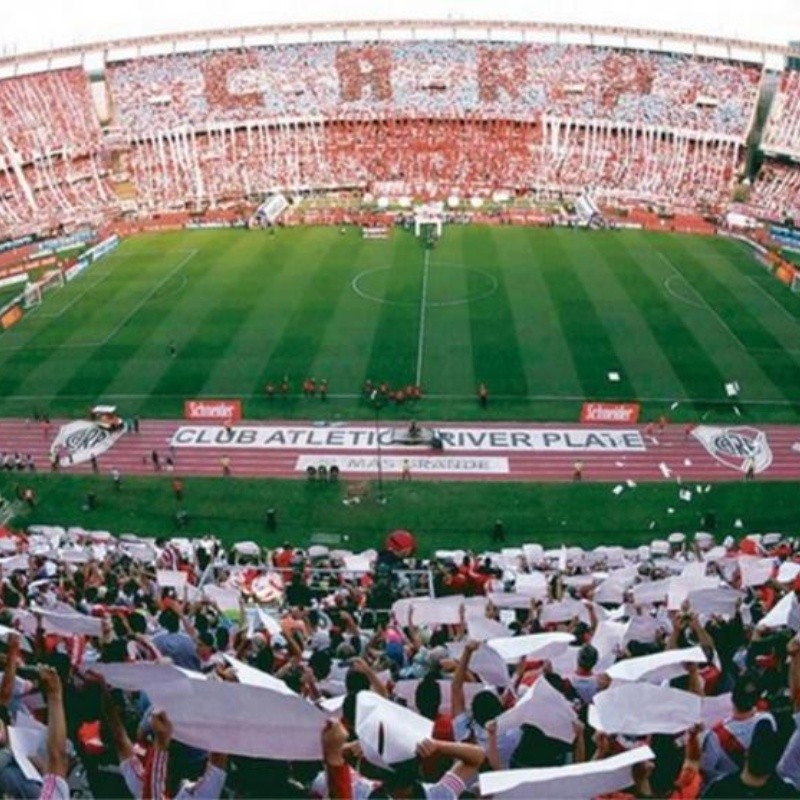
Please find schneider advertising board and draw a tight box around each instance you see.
[170,425,646,452]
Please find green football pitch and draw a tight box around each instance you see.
[1,225,800,423]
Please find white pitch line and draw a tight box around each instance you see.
[415,248,430,386]
[657,252,750,352]
[743,273,800,326]
[0,391,797,406]
[98,249,198,346]
[37,270,114,320]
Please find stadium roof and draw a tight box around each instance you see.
[1,0,798,57]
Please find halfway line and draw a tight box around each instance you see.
[415,249,430,386]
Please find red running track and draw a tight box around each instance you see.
[1,418,799,484]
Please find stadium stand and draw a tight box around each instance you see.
[0,68,115,239]
[105,44,761,137]
[2,32,800,234]
[103,42,763,211]
[762,68,800,158]
[1,523,800,797]
[746,159,800,223]
[3,23,800,800]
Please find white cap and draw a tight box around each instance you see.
[704,546,727,563]
[307,545,329,558]
[694,532,714,549]
[651,540,670,557]
[356,691,433,768]
[637,545,651,561]
[723,536,735,549]
[668,533,686,545]
[763,533,782,547]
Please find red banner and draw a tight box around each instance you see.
[580,402,641,425]
[184,399,242,422]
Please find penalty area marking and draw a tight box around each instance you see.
[351,262,498,308]
[662,275,706,310]
[0,250,198,353]
[658,253,751,352]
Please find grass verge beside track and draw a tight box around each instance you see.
[3,474,798,554]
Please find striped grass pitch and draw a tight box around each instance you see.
[1,225,799,424]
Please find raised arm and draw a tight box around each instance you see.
[39,666,68,779]
[451,640,479,719]
[351,658,388,698]
[322,719,353,800]
[416,738,486,787]
[93,674,135,762]
[0,632,21,707]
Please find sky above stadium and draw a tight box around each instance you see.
[0,0,797,55]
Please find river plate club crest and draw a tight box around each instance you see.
[691,425,772,474]
[50,420,124,467]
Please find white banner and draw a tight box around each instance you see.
[296,454,508,475]
[171,425,646,453]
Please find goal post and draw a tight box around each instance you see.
[23,269,65,309]
[23,282,41,309]
[413,203,444,248]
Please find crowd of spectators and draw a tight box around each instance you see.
[3,523,800,798]
[0,42,797,230]
[0,69,101,164]
[762,70,800,159]
[0,155,117,240]
[106,43,761,140]
[125,118,742,212]
[0,68,113,240]
[745,159,800,224]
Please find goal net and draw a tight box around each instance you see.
[23,269,64,309]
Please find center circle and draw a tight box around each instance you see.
[352,263,498,308]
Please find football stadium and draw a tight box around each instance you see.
[0,1,800,796]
